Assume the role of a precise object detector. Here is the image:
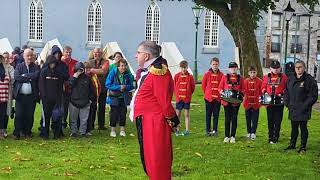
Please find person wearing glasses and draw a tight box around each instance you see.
[130,40,179,180]
[284,60,318,154]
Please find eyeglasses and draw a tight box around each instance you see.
[136,51,149,55]
[295,66,304,69]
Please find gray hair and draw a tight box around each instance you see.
[295,60,306,68]
[138,41,160,58]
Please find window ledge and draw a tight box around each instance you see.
[86,42,103,49]
[202,47,220,54]
[27,41,44,48]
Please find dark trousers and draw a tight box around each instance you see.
[62,92,71,128]
[290,121,308,148]
[224,104,240,138]
[109,99,127,127]
[245,108,259,134]
[87,100,97,132]
[14,95,36,137]
[0,102,8,129]
[97,92,106,128]
[205,100,221,133]
[41,101,60,138]
[266,105,284,142]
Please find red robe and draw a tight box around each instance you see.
[201,69,224,102]
[243,77,262,110]
[134,63,177,180]
[218,73,244,106]
[174,72,195,103]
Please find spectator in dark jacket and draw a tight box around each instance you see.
[106,58,134,137]
[39,55,65,139]
[12,46,24,68]
[68,62,94,137]
[13,49,40,139]
[284,60,318,154]
[38,45,69,136]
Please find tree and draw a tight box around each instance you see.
[195,0,319,77]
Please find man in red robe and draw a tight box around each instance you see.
[131,41,179,180]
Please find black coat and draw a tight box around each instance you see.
[39,68,64,103]
[68,73,94,108]
[284,72,318,121]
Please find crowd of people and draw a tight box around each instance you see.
[0,40,318,180]
[0,44,135,139]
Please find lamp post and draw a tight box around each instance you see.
[192,5,204,82]
[306,13,312,73]
[283,1,295,72]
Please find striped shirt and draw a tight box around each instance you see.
[0,76,10,102]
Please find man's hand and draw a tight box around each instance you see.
[73,71,82,78]
[120,85,126,92]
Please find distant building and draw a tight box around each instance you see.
[0,0,237,74]
[257,0,320,76]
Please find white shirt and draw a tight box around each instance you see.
[129,57,158,121]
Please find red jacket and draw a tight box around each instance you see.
[62,58,78,77]
[218,73,244,106]
[62,58,78,93]
[243,77,262,110]
[174,72,195,103]
[201,69,224,102]
[261,73,287,96]
[133,65,176,179]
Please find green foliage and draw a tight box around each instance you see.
[196,0,319,28]
[0,86,320,179]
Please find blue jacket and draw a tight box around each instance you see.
[105,68,134,106]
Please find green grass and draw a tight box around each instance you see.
[0,86,320,179]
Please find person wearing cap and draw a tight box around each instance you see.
[201,57,224,136]
[68,62,95,137]
[38,55,65,139]
[243,66,262,140]
[218,62,244,143]
[284,60,318,154]
[13,49,40,139]
[261,60,287,144]
[86,47,109,130]
[174,60,195,136]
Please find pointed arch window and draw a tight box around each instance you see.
[204,10,219,48]
[87,0,102,44]
[145,2,160,44]
[29,0,43,41]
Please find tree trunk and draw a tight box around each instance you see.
[196,0,263,77]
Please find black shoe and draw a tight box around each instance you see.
[298,147,306,154]
[284,145,296,150]
[80,134,87,138]
[13,135,20,140]
[98,127,107,130]
[41,135,49,140]
[70,133,77,138]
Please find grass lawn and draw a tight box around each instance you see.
[0,85,320,179]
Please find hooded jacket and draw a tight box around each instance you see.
[39,55,64,103]
[69,63,95,108]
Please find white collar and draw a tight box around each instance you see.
[143,57,159,69]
